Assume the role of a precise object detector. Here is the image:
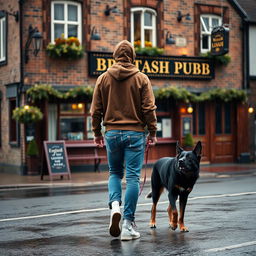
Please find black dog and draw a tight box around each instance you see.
[147,141,202,232]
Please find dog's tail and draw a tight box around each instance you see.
[146,191,152,199]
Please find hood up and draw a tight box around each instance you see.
[108,40,139,81]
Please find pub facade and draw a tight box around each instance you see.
[0,0,253,174]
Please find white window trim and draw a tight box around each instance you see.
[0,16,6,62]
[51,1,82,43]
[200,14,222,53]
[131,7,157,47]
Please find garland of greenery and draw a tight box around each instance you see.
[200,52,231,65]
[135,47,164,56]
[26,84,247,104]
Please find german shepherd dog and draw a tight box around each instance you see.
[147,141,202,232]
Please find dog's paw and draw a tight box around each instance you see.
[150,224,156,229]
[169,223,177,230]
[180,227,189,232]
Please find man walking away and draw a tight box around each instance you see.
[90,40,157,240]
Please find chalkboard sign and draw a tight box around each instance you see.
[43,141,71,180]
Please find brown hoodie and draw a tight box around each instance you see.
[90,40,157,137]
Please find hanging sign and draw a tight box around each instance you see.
[88,52,214,80]
[211,26,229,56]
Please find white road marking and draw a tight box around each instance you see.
[205,240,256,252]
[0,191,255,223]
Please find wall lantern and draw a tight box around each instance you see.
[248,105,254,114]
[25,25,43,63]
[187,104,193,114]
[1,10,19,22]
[91,26,101,40]
[166,31,176,45]
[104,5,118,16]
[177,11,191,22]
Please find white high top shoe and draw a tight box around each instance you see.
[109,201,121,237]
[121,219,140,241]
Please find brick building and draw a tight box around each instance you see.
[0,0,254,175]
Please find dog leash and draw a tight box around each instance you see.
[139,142,150,196]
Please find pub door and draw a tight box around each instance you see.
[209,102,236,163]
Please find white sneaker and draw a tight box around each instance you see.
[109,201,121,237]
[121,219,140,241]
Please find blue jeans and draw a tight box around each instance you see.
[105,130,146,221]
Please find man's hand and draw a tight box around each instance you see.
[147,135,157,146]
[94,136,104,148]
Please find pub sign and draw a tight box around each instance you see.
[88,52,214,80]
[211,26,229,56]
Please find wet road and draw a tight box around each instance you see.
[0,174,256,255]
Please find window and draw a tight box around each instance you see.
[0,12,7,63]
[131,7,157,47]
[58,103,92,141]
[200,14,222,53]
[193,103,206,135]
[215,102,231,135]
[51,1,82,42]
[9,98,17,143]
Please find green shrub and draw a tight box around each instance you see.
[27,139,39,156]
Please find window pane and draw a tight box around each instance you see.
[60,117,85,140]
[144,12,152,26]
[224,103,231,134]
[60,103,84,114]
[3,18,5,58]
[134,11,141,42]
[68,5,78,21]
[202,17,209,31]
[68,25,78,37]
[9,99,17,142]
[202,35,209,49]
[145,29,152,43]
[54,4,64,20]
[212,18,220,28]
[156,116,172,138]
[215,103,222,134]
[54,24,64,39]
[198,103,205,135]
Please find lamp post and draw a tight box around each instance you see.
[25,25,43,63]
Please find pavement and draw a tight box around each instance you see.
[1,162,256,190]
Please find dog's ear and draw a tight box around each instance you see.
[176,141,184,155]
[193,141,202,158]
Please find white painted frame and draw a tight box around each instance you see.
[51,1,82,43]
[0,16,6,62]
[130,7,157,47]
[200,14,222,53]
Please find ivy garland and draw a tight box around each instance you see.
[26,84,247,104]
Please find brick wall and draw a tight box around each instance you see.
[0,0,22,171]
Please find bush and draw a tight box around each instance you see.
[184,133,194,147]
[27,139,39,156]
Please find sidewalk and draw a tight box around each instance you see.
[0,163,256,189]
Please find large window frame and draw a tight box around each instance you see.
[9,98,18,144]
[51,1,82,43]
[200,14,222,53]
[130,7,157,48]
[0,12,7,64]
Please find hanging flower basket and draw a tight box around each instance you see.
[46,35,84,60]
[12,105,43,123]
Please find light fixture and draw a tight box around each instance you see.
[77,103,83,109]
[248,105,254,114]
[1,10,19,22]
[177,11,191,22]
[91,26,101,40]
[24,105,30,110]
[104,5,118,16]
[187,104,193,114]
[166,31,176,45]
[25,25,43,63]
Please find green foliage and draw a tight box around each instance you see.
[27,84,62,103]
[27,139,39,156]
[12,106,43,123]
[153,86,247,103]
[64,86,94,99]
[46,36,83,59]
[184,133,194,147]
[135,47,164,56]
[201,52,231,65]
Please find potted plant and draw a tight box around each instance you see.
[46,34,84,59]
[26,139,40,175]
[134,40,164,56]
[183,133,194,150]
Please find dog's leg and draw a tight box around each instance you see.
[150,187,164,228]
[179,194,189,232]
[168,192,178,230]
